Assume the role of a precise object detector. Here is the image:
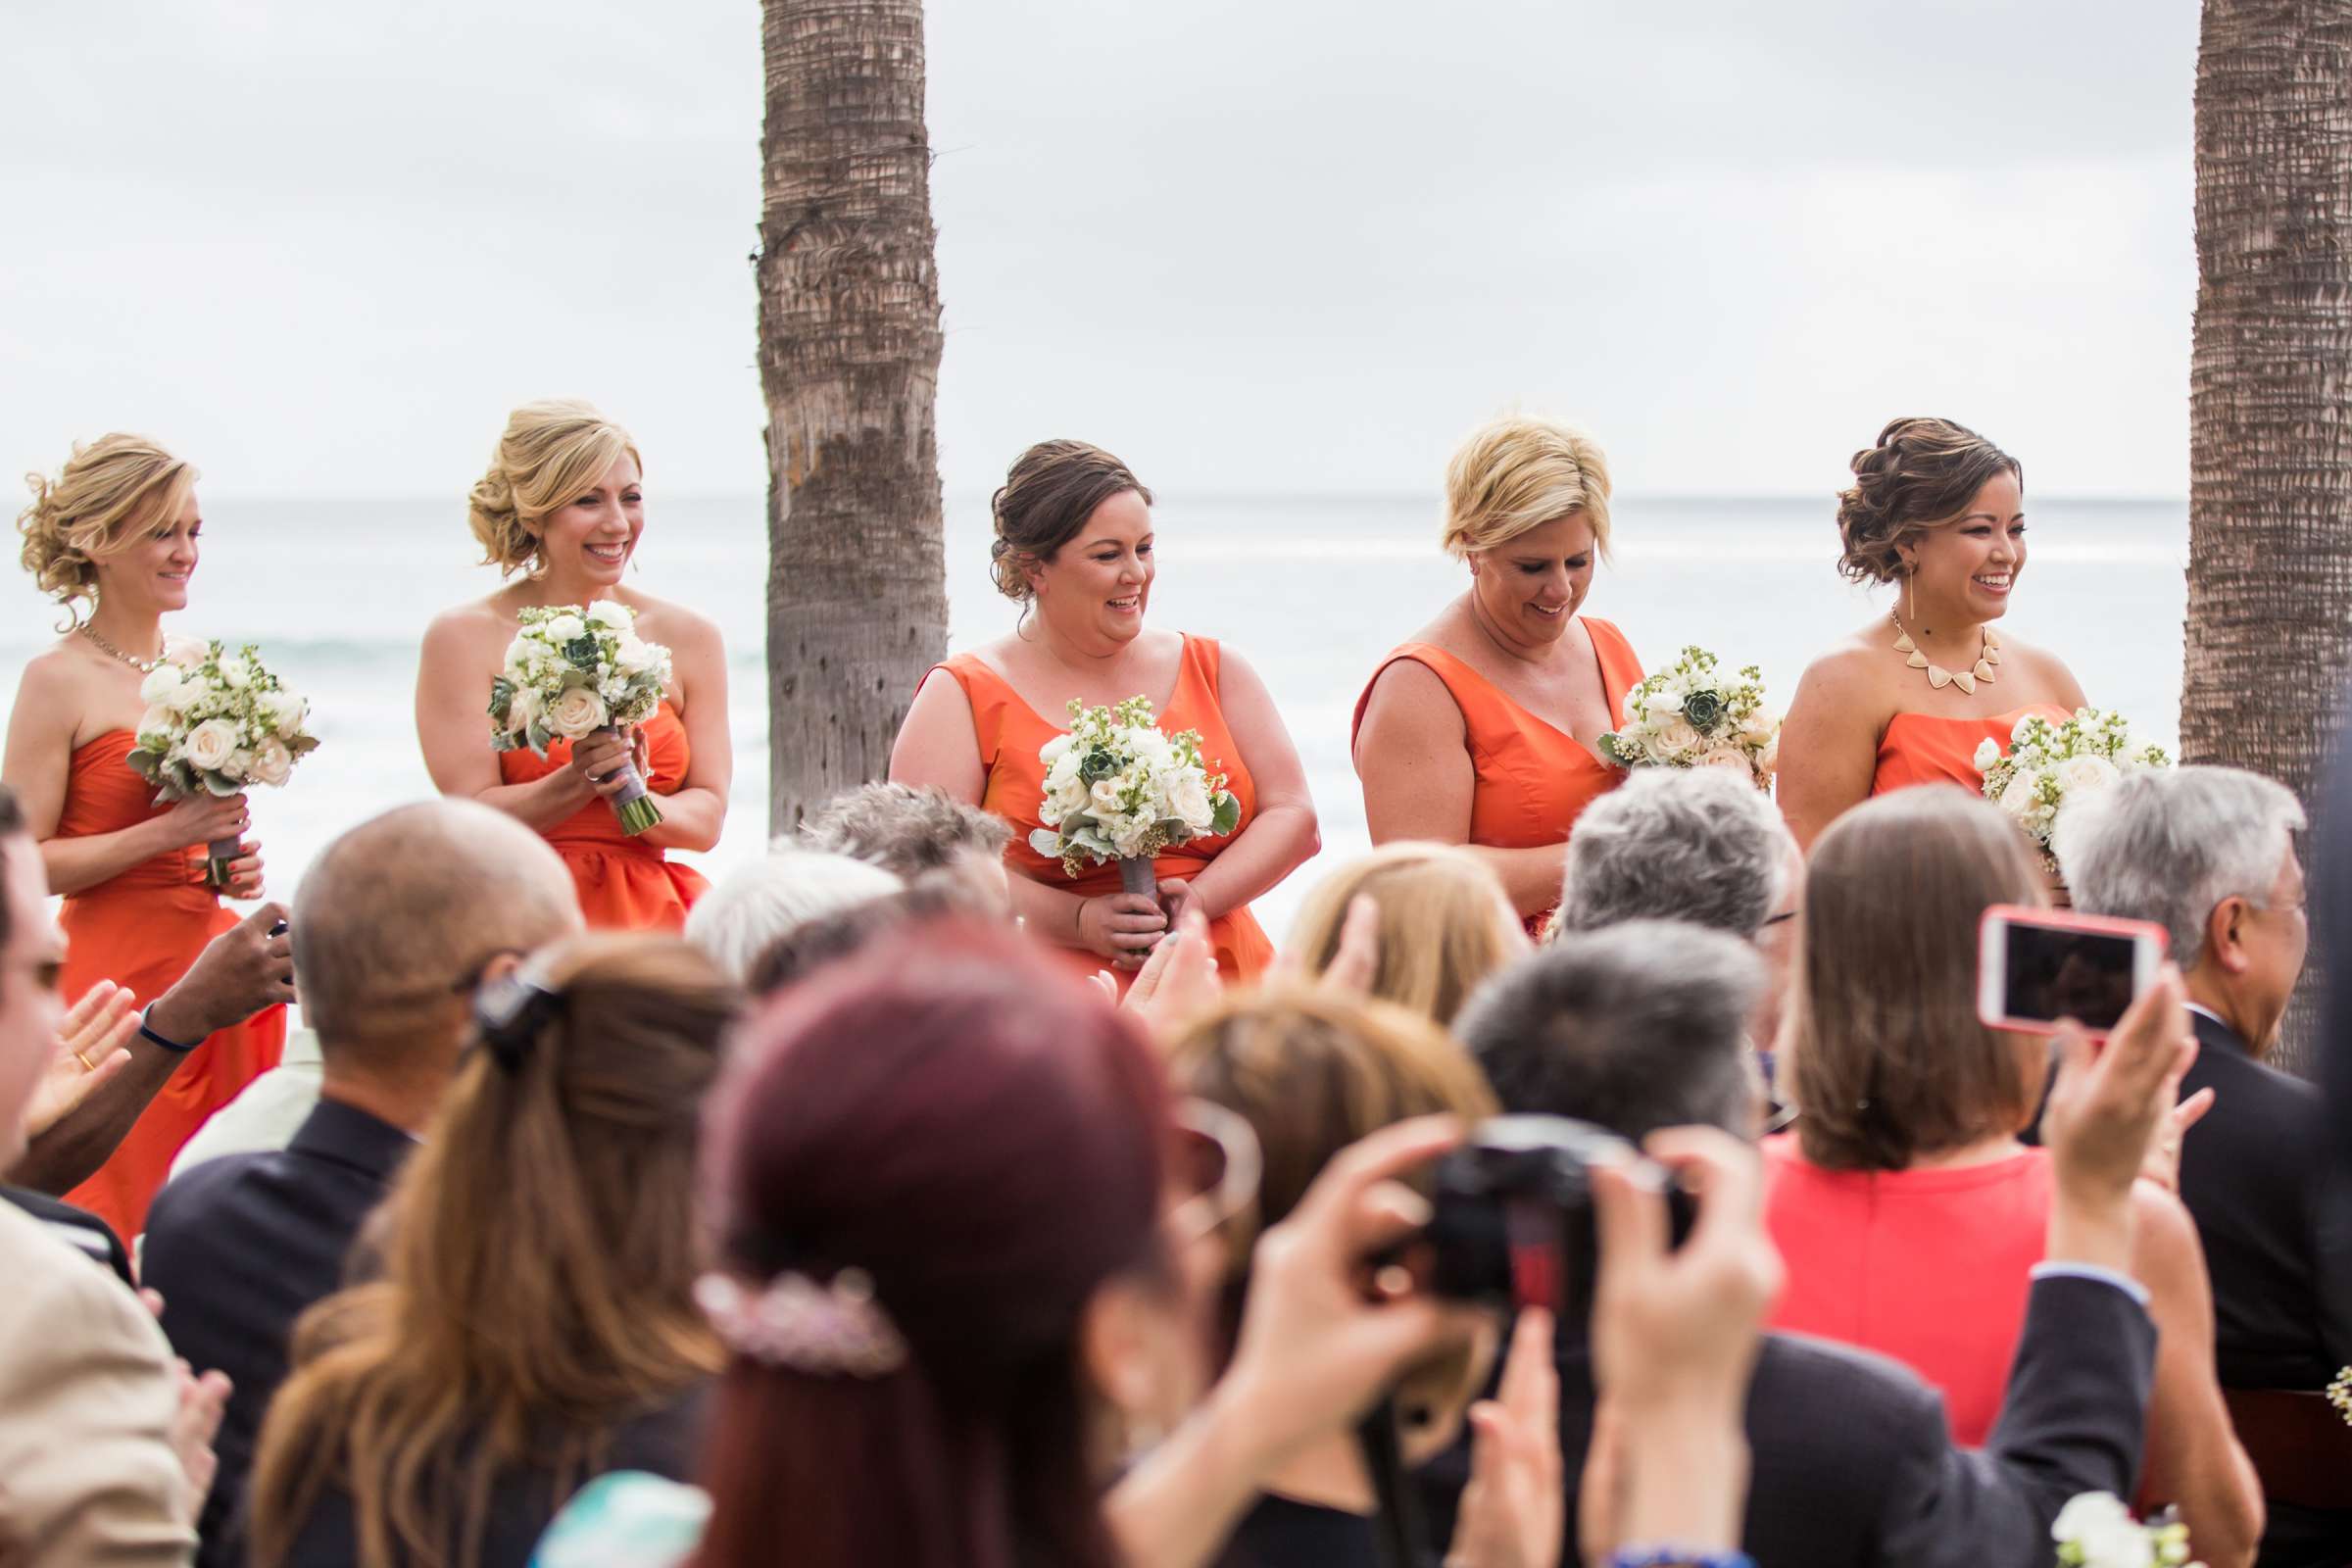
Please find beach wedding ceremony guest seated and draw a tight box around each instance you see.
[1556,766,1805,1055]
[798,780,1014,909]
[682,844,902,985]
[1769,788,2262,1564]
[1446,916,2173,1568]
[534,920,1519,1568]
[244,935,741,1568]
[889,441,1316,984]
[1352,416,1642,937]
[141,799,582,1568]
[1776,417,2088,850]
[415,400,729,932]
[1281,844,1528,1029]
[2059,765,2352,1566]
[3,434,285,1243]
[0,781,230,1562]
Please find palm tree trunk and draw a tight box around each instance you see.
[2184,0,2352,1074]
[758,0,947,834]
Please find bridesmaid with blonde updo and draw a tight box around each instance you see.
[1353,416,1643,935]
[3,435,284,1241]
[416,401,728,930]
[1777,417,2085,852]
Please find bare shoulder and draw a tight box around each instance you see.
[13,643,88,708]
[1790,627,1892,706]
[422,596,511,654]
[622,591,724,656]
[1358,652,1465,739]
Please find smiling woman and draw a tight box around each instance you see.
[1350,416,1644,935]
[888,439,1318,985]
[413,401,731,931]
[1774,417,2089,852]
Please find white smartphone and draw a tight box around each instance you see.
[1977,904,2169,1037]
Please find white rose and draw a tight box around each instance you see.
[587,600,634,631]
[1697,746,1751,772]
[1089,777,1126,815]
[2055,755,2121,798]
[1109,812,1155,859]
[249,737,294,787]
[217,655,252,689]
[181,718,239,772]
[503,634,536,671]
[1169,771,1214,830]
[161,634,207,667]
[1998,771,2040,818]
[507,686,542,732]
[136,705,176,741]
[544,612,587,644]
[547,687,609,739]
[139,663,188,708]
[268,690,309,733]
[1040,733,1073,767]
[1651,715,1700,759]
[1973,738,2003,771]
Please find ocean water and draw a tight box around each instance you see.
[0,493,2188,957]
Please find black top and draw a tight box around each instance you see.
[1216,1493,1384,1568]
[0,1184,131,1285]
[1418,1274,2156,1568]
[280,1389,709,1568]
[143,1096,416,1568]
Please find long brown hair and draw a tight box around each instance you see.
[1788,788,2046,1170]
[247,935,741,1568]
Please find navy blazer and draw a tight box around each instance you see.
[142,1096,415,1568]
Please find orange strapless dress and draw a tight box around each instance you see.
[929,635,1275,986]
[1873,705,2073,797]
[56,732,287,1243]
[496,703,710,932]
[1352,618,1643,936]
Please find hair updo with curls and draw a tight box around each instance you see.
[468,400,643,577]
[18,435,198,621]
[1836,417,2022,585]
[987,440,1153,602]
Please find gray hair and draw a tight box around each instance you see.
[1558,768,1792,939]
[2055,765,2305,971]
[1454,919,1762,1142]
[800,782,1012,882]
[683,844,903,984]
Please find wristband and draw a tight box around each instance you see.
[1609,1552,1755,1568]
[138,1006,201,1054]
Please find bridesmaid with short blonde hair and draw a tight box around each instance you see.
[1352,416,1644,934]
[415,401,729,930]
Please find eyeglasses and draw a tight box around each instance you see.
[1759,908,1800,928]
[449,947,528,997]
[1167,1098,1261,1248]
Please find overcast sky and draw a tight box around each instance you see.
[4,0,2199,501]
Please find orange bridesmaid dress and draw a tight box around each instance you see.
[1872,704,2072,796]
[930,634,1275,985]
[496,702,710,931]
[1352,617,1643,936]
[56,732,287,1244]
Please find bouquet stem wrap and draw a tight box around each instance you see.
[594,725,664,837]
[206,835,242,889]
[1117,855,1157,901]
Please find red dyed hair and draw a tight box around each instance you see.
[690,919,1171,1568]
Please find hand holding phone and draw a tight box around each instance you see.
[1977,904,2168,1037]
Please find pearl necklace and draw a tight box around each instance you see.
[79,624,162,673]
[1890,610,1998,694]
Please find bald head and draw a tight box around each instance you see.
[293,800,580,1057]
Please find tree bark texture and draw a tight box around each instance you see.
[2186,0,2352,1073]
[759,0,947,834]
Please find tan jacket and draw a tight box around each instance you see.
[0,1200,192,1565]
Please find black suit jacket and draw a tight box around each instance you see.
[1421,1274,2156,1568]
[142,1097,415,1568]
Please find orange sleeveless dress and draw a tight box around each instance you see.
[1352,617,1643,936]
[930,635,1275,985]
[1873,705,2073,796]
[56,732,288,1243]
[496,703,710,932]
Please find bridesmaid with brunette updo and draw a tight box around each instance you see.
[3,435,283,1241]
[416,401,729,930]
[1776,417,2086,852]
[889,440,1317,983]
[1352,416,1643,935]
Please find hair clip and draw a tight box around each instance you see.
[695,1269,908,1379]
[471,969,564,1070]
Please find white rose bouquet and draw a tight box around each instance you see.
[127,638,320,889]
[489,601,673,836]
[1029,695,1242,898]
[1976,709,2171,872]
[1597,646,1781,788]
[2053,1491,2204,1568]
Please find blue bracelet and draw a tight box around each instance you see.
[138,1006,200,1054]
[1608,1551,1755,1568]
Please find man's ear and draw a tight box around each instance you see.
[2207,896,2251,975]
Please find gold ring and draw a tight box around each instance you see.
[73,1050,96,1072]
